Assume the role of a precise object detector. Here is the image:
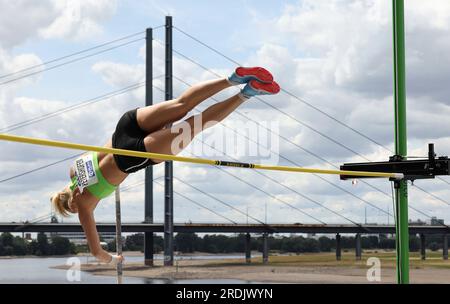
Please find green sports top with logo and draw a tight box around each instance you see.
[69,152,117,199]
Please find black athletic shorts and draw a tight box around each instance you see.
[112,108,156,173]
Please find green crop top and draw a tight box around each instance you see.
[69,152,117,199]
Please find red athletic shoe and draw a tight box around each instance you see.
[242,80,281,97]
[229,67,274,84]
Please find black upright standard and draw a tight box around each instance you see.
[144,27,154,266]
[164,16,174,266]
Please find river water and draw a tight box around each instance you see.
[0,254,262,284]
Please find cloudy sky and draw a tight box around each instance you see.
[1,0,450,227]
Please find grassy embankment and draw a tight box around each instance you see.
[201,250,450,269]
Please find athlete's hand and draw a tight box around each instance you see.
[109,254,125,265]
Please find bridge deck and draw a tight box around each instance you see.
[1,223,448,234]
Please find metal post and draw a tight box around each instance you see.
[262,233,269,264]
[443,235,448,260]
[164,16,174,267]
[245,233,251,264]
[115,187,123,284]
[355,233,362,260]
[336,233,342,261]
[393,0,409,284]
[144,27,154,267]
[420,234,426,260]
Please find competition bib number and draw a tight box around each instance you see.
[74,154,98,193]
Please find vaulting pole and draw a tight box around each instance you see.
[115,186,123,284]
[392,0,409,284]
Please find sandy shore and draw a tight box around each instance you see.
[53,251,450,284]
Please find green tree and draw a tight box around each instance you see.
[429,242,440,251]
[28,240,39,255]
[153,235,164,253]
[36,233,50,255]
[233,234,246,252]
[202,235,219,253]
[107,240,116,252]
[125,233,144,251]
[379,236,396,249]
[2,246,14,256]
[362,236,379,249]
[50,236,72,255]
[301,238,320,253]
[12,236,28,256]
[341,236,355,249]
[318,236,333,252]
[409,235,420,252]
[280,236,303,253]
[1,233,14,247]
[175,233,201,253]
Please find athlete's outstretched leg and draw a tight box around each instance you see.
[136,67,274,133]
[143,94,246,163]
[143,78,280,162]
[136,78,231,133]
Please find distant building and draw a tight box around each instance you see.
[409,217,444,226]
[430,217,445,226]
[409,219,427,225]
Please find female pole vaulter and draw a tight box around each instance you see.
[51,67,280,264]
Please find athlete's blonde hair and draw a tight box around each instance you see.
[51,188,74,217]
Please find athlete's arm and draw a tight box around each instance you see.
[78,207,112,263]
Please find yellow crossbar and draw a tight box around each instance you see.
[0,133,404,179]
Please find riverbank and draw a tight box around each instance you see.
[53,250,450,284]
[0,251,261,259]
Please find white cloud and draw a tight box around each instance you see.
[39,0,118,41]
[0,0,56,48]
[0,0,117,48]
[92,61,145,87]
